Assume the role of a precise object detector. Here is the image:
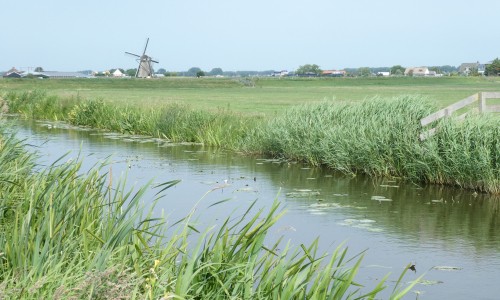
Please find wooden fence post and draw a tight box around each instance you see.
[479,92,486,113]
[419,92,499,141]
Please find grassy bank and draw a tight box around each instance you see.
[0,126,416,299]
[1,76,500,114]
[2,89,499,194]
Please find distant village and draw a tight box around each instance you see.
[1,59,497,79]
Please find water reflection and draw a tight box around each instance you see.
[10,119,500,300]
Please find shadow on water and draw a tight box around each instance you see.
[10,119,500,300]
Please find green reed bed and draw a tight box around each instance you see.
[2,90,254,149]
[243,96,500,194]
[2,90,499,193]
[242,95,436,174]
[418,115,500,193]
[0,128,416,299]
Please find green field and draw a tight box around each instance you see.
[2,76,500,194]
[2,76,500,115]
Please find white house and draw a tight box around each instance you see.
[458,62,486,76]
[112,69,124,77]
[271,70,289,77]
[404,67,430,76]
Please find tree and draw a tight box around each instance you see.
[187,67,202,77]
[209,68,223,76]
[157,68,166,74]
[485,58,500,76]
[390,65,405,76]
[126,69,137,77]
[296,64,322,76]
[357,67,371,77]
[196,70,205,78]
[437,65,457,74]
[429,66,442,74]
[34,67,44,72]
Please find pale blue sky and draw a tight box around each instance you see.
[2,0,499,72]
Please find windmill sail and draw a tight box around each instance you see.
[125,38,159,78]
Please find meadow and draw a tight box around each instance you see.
[2,76,500,115]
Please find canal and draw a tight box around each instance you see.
[14,120,500,299]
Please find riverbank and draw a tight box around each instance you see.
[0,124,418,299]
[2,88,499,194]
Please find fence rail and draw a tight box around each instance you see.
[420,92,500,140]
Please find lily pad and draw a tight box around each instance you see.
[307,209,327,215]
[236,187,257,193]
[338,218,384,232]
[380,184,400,188]
[411,279,444,286]
[359,219,376,223]
[432,266,462,271]
[286,191,320,198]
[371,195,392,202]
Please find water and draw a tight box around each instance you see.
[12,120,500,299]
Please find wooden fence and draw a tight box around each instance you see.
[420,92,500,140]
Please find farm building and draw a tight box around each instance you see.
[31,71,89,79]
[112,69,125,77]
[2,67,23,78]
[404,67,431,76]
[271,70,289,77]
[458,62,485,75]
[322,70,346,77]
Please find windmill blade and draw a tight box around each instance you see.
[126,38,157,78]
[142,38,149,56]
[151,59,159,64]
[125,52,141,58]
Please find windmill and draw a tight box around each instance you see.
[125,38,159,78]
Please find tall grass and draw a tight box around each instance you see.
[3,90,76,120]
[3,91,253,148]
[242,96,500,193]
[2,90,499,193]
[416,114,500,193]
[0,127,417,299]
[242,96,435,172]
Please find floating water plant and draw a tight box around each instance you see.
[432,266,463,271]
[286,189,321,198]
[371,195,393,202]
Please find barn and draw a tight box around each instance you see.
[33,71,89,79]
[2,67,23,78]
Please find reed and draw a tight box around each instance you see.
[5,90,256,149]
[242,96,436,172]
[0,128,416,299]
[416,114,500,193]
[242,96,500,193]
[4,90,76,120]
[3,90,499,193]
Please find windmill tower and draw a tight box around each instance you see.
[125,38,159,78]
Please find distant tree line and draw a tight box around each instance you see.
[156,67,279,77]
[70,60,500,78]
